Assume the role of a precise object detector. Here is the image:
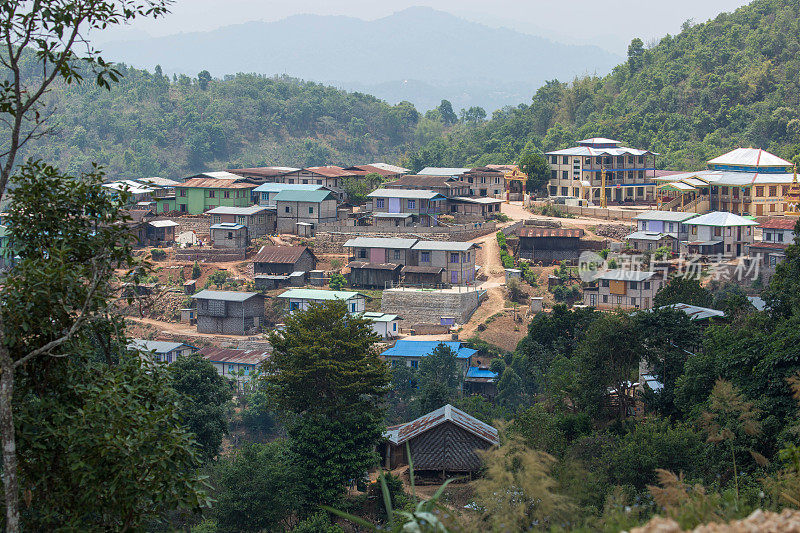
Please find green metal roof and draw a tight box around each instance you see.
[273,189,334,203]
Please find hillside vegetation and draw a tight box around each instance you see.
[22,67,420,179]
[406,0,800,171]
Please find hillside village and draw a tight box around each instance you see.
[12,138,790,427]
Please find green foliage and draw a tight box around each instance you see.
[239,388,277,437]
[552,284,581,302]
[533,204,574,218]
[192,261,201,280]
[206,269,230,288]
[328,272,347,291]
[653,275,713,308]
[168,354,232,461]
[210,441,303,533]
[416,343,462,414]
[150,248,167,260]
[496,231,507,250]
[518,141,551,193]
[506,278,527,304]
[342,172,384,205]
[654,245,673,260]
[265,301,389,505]
[292,512,344,533]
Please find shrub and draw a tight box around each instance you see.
[150,248,166,260]
[492,213,511,222]
[191,261,201,279]
[329,272,346,290]
[507,278,527,304]
[496,231,507,250]
[330,258,342,271]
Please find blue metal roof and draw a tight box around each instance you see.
[380,340,476,359]
[466,367,498,379]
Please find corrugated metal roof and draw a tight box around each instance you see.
[205,205,271,215]
[178,178,257,189]
[191,290,261,302]
[466,367,498,380]
[684,211,759,227]
[451,196,504,205]
[347,261,402,271]
[381,340,476,359]
[148,220,179,228]
[228,167,300,178]
[593,269,657,282]
[192,171,243,180]
[750,242,790,250]
[758,217,798,230]
[363,311,400,322]
[368,188,445,200]
[579,137,621,146]
[417,167,471,176]
[303,166,355,178]
[200,347,270,366]
[546,146,656,157]
[277,288,366,301]
[383,404,498,446]
[137,176,181,187]
[401,265,445,274]
[659,303,726,320]
[252,183,324,193]
[518,227,584,238]
[273,189,334,203]
[634,210,699,222]
[128,339,195,354]
[411,241,477,252]
[343,237,418,249]
[708,148,792,168]
[625,231,675,241]
[385,175,470,189]
[253,245,313,264]
[210,223,245,230]
[372,212,414,219]
[369,163,411,174]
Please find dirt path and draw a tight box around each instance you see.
[125,316,267,342]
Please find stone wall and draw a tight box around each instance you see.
[175,248,247,262]
[151,215,210,237]
[381,288,479,325]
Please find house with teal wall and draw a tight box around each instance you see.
[175,175,258,214]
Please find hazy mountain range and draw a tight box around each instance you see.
[99,7,622,111]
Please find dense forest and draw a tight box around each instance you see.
[21,68,421,179]
[405,0,800,171]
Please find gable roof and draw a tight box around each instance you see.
[253,183,325,193]
[383,404,498,446]
[253,245,314,264]
[385,175,470,190]
[634,210,700,222]
[380,340,476,359]
[273,189,335,203]
[369,163,411,174]
[137,176,181,187]
[191,290,261,302]
[148,220,179,228]
[411,241,478,252]
[758,217,798,230]
[177,178,257,189]
[343,237,418,249]
[708,148,792,168]
[624,231,676,241]
[199,347,270,366]
[210,222,245,230]
[658,303,726,321]
[418,167,471,176]
[228,167,300,178]
[683,211,759,227]
[205,205,271,216]
[128,339,196,354]
[277,288,366,301]
[303,166,355,178]
[593,269,657,282]
[368,188,445,200]
[343,164,403,177]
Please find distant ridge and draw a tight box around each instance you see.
[99,6,621,111]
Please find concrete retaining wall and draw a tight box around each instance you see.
[381,288,479,325]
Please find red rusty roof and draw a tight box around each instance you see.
[253,245,316,265]
[383,404,498,446]
[758,217,798,230]
[199,347,270,366]
[227,167,298,178]
[303,166,357,178]
[749,242,790,250]
[343,164,402,177]
[518,227,584,238]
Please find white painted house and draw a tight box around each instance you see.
[277,288,368,315]
[363,312,401,339]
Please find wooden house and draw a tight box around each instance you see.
[582,269,664,310]
[382,404,499,473]
[624,231,677,253]
[410,241,478,285]
[750,217,797,267]
[681,211,758,257]
[347,261,403,288]
[277,288,368,315]
[461,167,506,197]
[199,346,269,392]
[383,175,471,199]
[448,196,504,219]
[252,183,325,207]
[146,219,179,245]
[191,290,266,335]
[463,367,499,398]
[517,227,585,263]
[174,174,258,214]
[252,245,317,275]
[343,237,417,266]
[128,339,197,364]
[367,189,447,227]
[380,340,475,372]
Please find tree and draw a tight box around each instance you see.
[0,2,170,528]
[168,354,232,461]
[342,172,383,205]
[210,441,303,533]
[416,343,462,414]
[653,275,713,308]
[518,140,551,193]
[437,99,457,125]
[328,272,346,291]
[192,261,202,279]
[628,38,645,72]
[265,301,389,505]
[763,218,800,318]
[461,106,487,125]
[197,70,212,90]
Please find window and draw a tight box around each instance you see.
[224,191,230,199]
[602,295,608,303]
[208,190,215,198]
[409,360,418,369]
[290,301,300,311]
[668,222,674,232]
[358,249,367,259]
[407,199,416,209]
[638,171,644,179]
[644,281,651,290]
[376,198,385,208]
[350,302,357,313]
[551,170,557,179]
[770,186,777,196]
[562,156,569,164]
[466,251,471,262]
[726,228,732,236]
[420,251,430,262]
[601,280,610,287]
[258,215,265,223]
[714,227,722,237]
[166,354,172,363]
[179,204,187,212]
[765,232,773,241]
[394,250,401,260]
[227,232,233,239]
[308,206,314,214]
[550,156,557,164]
[393,323,397,332]
[562,171,568,179]
[237,215,246,225]
[179,189,186,197]
[631,297,637,306]
[285,206,290,213]
[212,215,221,224]
[302,179,309,184]
[756,186,764,197]
[629,281,638,290]
[317,180,322,185]
[450,252,459,263]
[778,232,785,242]
[726,244,731,252]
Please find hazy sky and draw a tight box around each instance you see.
[98,0,752,53]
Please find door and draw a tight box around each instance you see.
[736,244,741,256]
[388,198,401,213]
[451,270,459,284]
[590,293,597,307]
